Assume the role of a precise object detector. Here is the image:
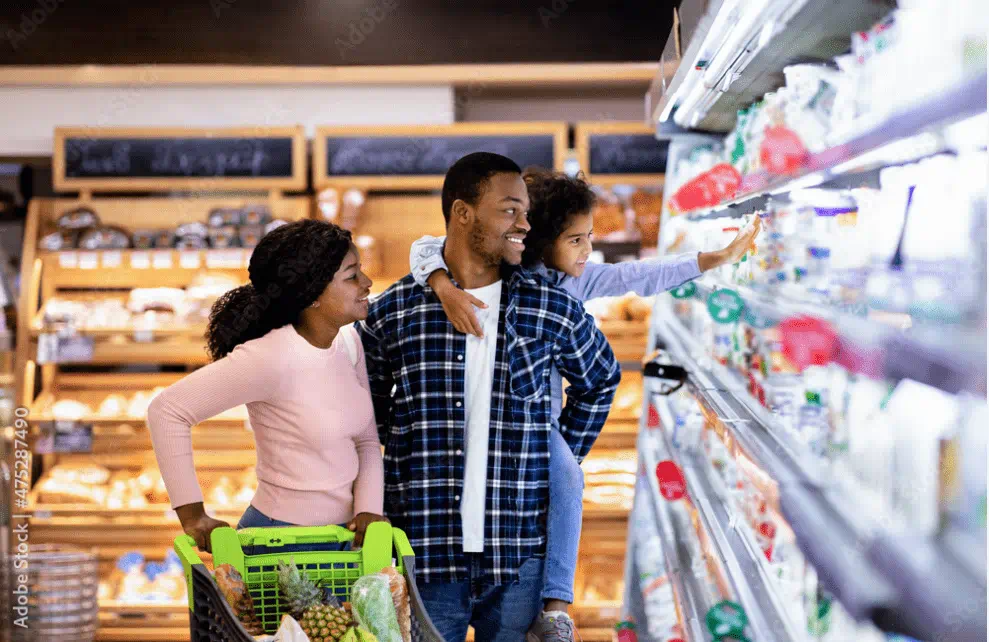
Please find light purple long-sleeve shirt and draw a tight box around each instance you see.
[409,235,702,420]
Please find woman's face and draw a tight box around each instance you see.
[313,247,373,324]
[544,211,594,278]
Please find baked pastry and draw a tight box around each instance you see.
[241,204,272,226]
[208,226,240,249]
[78,226,131,250]
[57,207,100,230]
[238,225,264,249]
[39,230,79,251]
[592,201,627,237]
[207,208,243,228]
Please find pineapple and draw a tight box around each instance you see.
[299,603,353,641]
[277,558,323,619]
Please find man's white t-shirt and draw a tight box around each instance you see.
[460,279,503,553]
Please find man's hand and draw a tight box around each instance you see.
[176,503,230,553]
[347,512,391,548]
[429,272,487,337]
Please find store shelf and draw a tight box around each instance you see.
[649,396,802,642]
[635,437,709,642]
[690,279,987,397]
[652,307,988,640]
[679,71,988,218]
[658,0,892,131]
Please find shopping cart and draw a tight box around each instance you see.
[174,522,444,641]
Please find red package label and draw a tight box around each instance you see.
[778,315,838,370]
[669,163,742,213]
[647,403,661,428]
[760,125,809,175]
[656,460,687,501]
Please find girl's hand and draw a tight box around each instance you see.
[428,272,487,337]
[348,512,391,548]
[722,216,762,264]
[176,503,230,553]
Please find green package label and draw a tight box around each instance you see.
[707,289,745,324]
[671,282,697,299]
[706,600,748,638]
[807,596,833,635]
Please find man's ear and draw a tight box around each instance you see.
[451,199,472,225]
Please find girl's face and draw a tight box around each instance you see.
[313,247,373,324]
[543,211,594,278]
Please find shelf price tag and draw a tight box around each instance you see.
[35,421,94,454]
[78,252,99,270]
[102,251,122,268]
[670,282,697,299]
[152,251,174,269]
[206,250,244,269]
[706,601,748,639]
[58,251,78,268]
[655,460,687,501]
[706,288,744,324]
[133,329,154,343]
[130,251,151,269]
[179,251,202,269]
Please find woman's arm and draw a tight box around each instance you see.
[147,340,283,513]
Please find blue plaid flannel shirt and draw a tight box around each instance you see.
[357,266,620,586]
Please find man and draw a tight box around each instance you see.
[358,152,620,642]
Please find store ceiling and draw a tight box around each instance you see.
[0,0,678,67]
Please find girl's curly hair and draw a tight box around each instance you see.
[206,219,352,361]
[521,168,597,268]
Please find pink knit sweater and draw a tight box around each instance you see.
[147,324,384,526]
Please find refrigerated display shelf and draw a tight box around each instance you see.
[655,0,893,132]
[651,307,988,640]
[649,396,800,642]
[679,71,987,219]
[691,279,987,397]
[636,434,709,642]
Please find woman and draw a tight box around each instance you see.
[148,219,387,552]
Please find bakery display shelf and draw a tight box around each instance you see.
[636,431,714,642]
[649,395,801,642]
[29,390,247,429]
[39,336,210,365]
[657,0,906,132]
[676,71,987,218]
[692,276,987,401]
[655,308,988,640]
[98,603,190,642]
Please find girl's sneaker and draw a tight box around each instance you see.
[527,611,578,642]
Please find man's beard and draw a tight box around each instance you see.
[468,220,503,267]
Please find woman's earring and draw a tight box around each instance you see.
[310,301,320,308]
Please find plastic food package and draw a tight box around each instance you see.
[209,226,240,249]
[350,573,403,642]
[57,207,100,229]
[39,230,79,251]
[208,208,243,228]
[242,204,273,226]
[78,226,132,250]
[381,567,411,642]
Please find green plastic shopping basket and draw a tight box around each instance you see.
[174,522,444,641]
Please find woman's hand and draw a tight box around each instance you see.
[428,272,487,337]
[348,512,390,548]
[175,502,230,553]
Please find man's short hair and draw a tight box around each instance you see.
[441,152,522,224]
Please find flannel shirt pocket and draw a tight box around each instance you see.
[508,335,551,401]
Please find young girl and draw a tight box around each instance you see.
[410,169,759,642]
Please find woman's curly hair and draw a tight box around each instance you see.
[521,168,597,268]
[206,219,352,361]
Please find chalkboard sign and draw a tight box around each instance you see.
[325,135,555,177]
[588,134,669,175]
[53,127,307,191]
[315,124,567,189]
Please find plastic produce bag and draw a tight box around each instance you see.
[254,614,308,642]
[350,574,403,642]
[381,567,411,642]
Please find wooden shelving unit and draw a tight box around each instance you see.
[13,122,659,640]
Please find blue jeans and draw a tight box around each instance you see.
[545,428,583,604]
[236,505,349,555]
[417,555,544,642]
